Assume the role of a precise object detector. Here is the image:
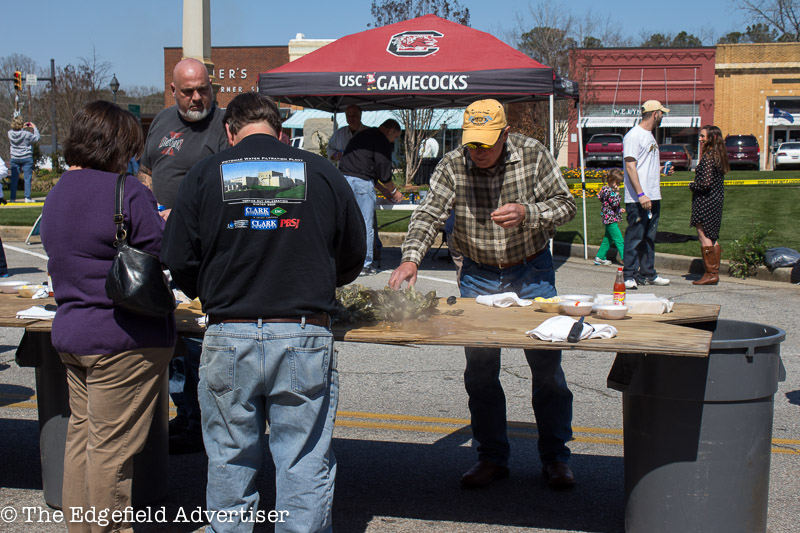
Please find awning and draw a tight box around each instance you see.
[578,116,701,128]
[579,117,636,128]
[283,108,465,130]
[661,116,701,128]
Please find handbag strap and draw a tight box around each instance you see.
[113,172,128,246]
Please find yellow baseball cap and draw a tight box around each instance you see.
[462,99,507,146]
[641,100,670,114]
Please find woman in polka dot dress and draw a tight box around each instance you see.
[689,125,729,285]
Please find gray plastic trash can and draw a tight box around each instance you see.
[607,319,786,533]
[18,331,169,509]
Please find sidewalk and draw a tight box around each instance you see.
[3,225,795,284]
[377,232,797,284]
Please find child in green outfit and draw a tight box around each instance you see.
[595,168,625,266]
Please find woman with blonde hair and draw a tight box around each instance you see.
[690,125,729,285]
[7,115,40,202]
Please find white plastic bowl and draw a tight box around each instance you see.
[0,280,30,294]
[560,301,594,316]
[594,305,629,320]
[560,294,594,303]
[537,300,563,313]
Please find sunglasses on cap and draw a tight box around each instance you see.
[464,142,495,150]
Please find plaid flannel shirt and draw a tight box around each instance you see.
[401,133,576,266]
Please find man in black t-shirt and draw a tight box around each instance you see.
[138,58,229,454]
[338,119,403,275]
[162,92,365,533]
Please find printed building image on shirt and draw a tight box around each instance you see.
[221,159,307,202]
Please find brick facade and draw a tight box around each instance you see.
[163,46,289,108]
[568,47,716,168]
[714,43,800,169]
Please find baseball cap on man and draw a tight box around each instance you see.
[462,99,507,146]
[641,100,670,114]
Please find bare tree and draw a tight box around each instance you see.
[370,0,469,27]
[736,0,800,41]
[78,45,113,94]
[392,109,440,186]
[509,2,627,159]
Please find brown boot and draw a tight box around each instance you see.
[693,246,719,285]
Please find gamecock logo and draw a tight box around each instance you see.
[387,30,443,57]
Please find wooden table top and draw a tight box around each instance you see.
[2,294,719,358]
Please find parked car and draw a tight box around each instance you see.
[290,136,304,149]
[774,142,800,170]
[725,134,760,170]
[659,144,692,171]
[584,133,623,167]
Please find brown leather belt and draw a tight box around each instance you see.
[207,313,330,328]
[485,249,546,270]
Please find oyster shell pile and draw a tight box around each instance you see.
[335,284,440,324]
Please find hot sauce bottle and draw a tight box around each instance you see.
[613,267,625,306]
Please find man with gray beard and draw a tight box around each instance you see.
[140,57,229,218]
[139,57,229,454]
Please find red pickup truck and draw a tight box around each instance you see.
[585,133,623,167]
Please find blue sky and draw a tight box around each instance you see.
[2,0,742,90]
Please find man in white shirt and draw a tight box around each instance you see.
[419,137,439,158]
[622,100,673,289]
[328,104,368,163]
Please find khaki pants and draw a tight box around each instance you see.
[60,347,172,533]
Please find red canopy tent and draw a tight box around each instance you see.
[257,14,578,111]
[258,16,588,257]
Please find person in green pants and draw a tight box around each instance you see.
[595,168,625,265]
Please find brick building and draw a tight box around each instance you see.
[568,47,716,168]
[163,45,289,108]
[714,43,800,169]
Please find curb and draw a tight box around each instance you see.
[378,232,795,284]
[4,226,793,284]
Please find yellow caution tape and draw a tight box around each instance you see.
[568,177,800,191]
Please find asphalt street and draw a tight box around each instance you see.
[0,240,798,533]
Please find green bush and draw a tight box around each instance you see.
[728,225,771,279]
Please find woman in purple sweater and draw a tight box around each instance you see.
[40,101,176,533]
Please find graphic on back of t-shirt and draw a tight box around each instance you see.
[220,158,307,202]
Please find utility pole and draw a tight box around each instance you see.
[36,59,58,161]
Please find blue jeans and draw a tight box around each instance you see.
[0,236,7,276]
[345,175,375,268]
[459,251,573,466]
[200,321,337,533]
[169,337,202,432]
[623,200,661,282]
[10,156,34,201]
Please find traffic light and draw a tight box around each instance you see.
[13,71,22,91]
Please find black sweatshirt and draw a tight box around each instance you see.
[162,133,366,319]
[338,127,394,184]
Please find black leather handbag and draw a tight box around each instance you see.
[105,173,176,317]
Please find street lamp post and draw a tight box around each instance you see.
[110,74,120,104]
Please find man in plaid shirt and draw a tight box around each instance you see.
[389,99,578,490]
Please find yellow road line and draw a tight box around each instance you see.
[4,401,798,453]
[338,410,467,425]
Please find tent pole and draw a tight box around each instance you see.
[549,94,555,155]
[549,93,555,256]
[577,101,588,260]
